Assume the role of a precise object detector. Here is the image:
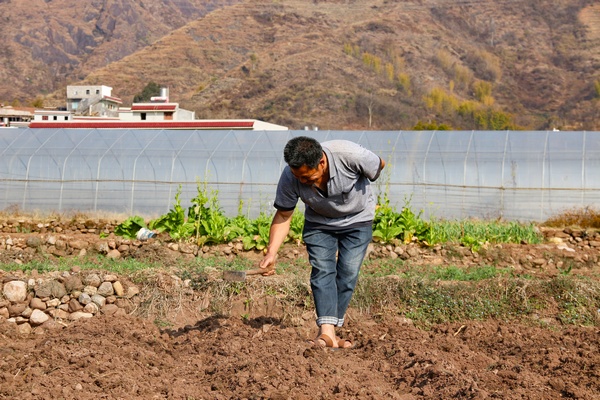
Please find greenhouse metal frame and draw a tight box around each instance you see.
[1,128,598,222]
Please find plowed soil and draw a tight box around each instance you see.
[2,314,599,399]
[1,233,600,399]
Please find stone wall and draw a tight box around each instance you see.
[1,268,140,335]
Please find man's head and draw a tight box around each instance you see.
[284,136,322,168]
[283,136,326,186]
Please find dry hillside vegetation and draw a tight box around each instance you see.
[2,0,599,130]
[0,0,241,101]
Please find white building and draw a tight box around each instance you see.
[0,106,34,127]
[29,85,288,130]
[66,85,122,117]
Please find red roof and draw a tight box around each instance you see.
[28,120,256,130]
[103,96,123,104]
[130,104,177,111]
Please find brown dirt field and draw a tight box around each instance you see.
[1,314,599,399]
[1,232,600,399]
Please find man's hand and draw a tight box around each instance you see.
[257,209,294,277]
[259,252,277,276]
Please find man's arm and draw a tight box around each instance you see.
[370,157,386,181]
[259,209,294,272]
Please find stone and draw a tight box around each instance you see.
[69,312,93,320]
[7,302,27,317]
[30,309,49,325]
[91,294,106,308]
[94,242,109,253]
[26,236,43,248]
[35,280,67,299]
[16,323,32,335]
[126,286,140,299]
[68,239,88,250]
[47,309,70,319]
[78,292,92,305]
[112,281,124,296]
[179,243,197,254]
[103,274,118,283]
[3,280,27,302]
[46,298,61,308]
[63,275,84,292]
[29,297,47,311]
[68,299,83,312]
[97,282,114,296]
[41,319,63,330]
[83,302,99,314]
[84,273,102,287]
[101,304,120,315]
[406,247,420,258]
[106,249,121,259]
[83,285,97,296]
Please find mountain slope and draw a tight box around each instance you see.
[0,0,241,102]
[4,0,600,130]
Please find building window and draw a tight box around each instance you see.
[86,89,90,95]
[141,113,146,121]
[64,116,69,121]
[42,116,48,121]
[164,112,173,120]
[96,89,100,94]
[53,116,58,121]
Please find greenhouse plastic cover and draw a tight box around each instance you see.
[1,128,599,222]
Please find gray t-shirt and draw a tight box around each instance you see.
[274,140,383,229]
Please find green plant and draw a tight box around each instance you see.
[133,81,162,103]
[412,120,451,130]
[460,235,485,251]
[153,318,173,328]
[114,215,147,239]
[288,209,305,245]
[429,265,508,281]
[372,202,404,244]
[429,219,542,246]
[149,187,192,239]
[242,212,272,251]
[373,197,431,244]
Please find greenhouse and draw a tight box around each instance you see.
[1,128,598,222]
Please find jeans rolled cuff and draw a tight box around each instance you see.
[316,316,344,327]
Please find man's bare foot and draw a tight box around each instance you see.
[310,324,339,348]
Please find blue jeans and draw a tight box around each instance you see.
[302,225,373,327]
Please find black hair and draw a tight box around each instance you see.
[283,136,323,169]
